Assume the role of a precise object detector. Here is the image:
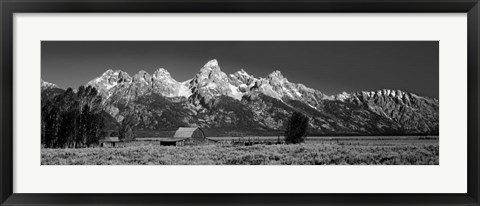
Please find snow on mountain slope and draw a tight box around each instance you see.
[335,89,439,133]
[87,67,194,101]
[44,59,439,136]
[85,59,326,105]
[41,79,59,90]
[86,69,132,97]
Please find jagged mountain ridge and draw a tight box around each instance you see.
[85,59,330,108]
[335,90,439,133]
[87,68,191,100]
[43,59,439,136]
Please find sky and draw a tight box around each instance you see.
[41,41,439,98]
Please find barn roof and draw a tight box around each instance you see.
[173,127,204,138]
[100,137,120,142]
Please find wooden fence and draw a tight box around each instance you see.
[216,136,286,147]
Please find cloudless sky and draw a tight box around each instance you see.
[41,41,439,98]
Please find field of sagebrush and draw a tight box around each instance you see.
[41,143,439,165]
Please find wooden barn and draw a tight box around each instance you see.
[160,127,214,146]
[99,137,120,147]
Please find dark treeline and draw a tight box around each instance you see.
[41,86,106,148]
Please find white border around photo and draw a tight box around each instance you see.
[13,13,467,193]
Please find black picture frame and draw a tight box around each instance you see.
[1,0,479,205]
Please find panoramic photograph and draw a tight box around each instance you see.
[41,41,439,165]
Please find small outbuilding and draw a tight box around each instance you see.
[160,127,214,146]
[99,137,120,147]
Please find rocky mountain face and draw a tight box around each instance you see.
[42,59,439,137]
[188,59,239,109]
[86,68,191,101]
[335,90,439,134]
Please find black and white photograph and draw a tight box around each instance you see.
[41,41,439,165]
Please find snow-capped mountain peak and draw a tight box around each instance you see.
[193,59,228,83]
[267,70,286,81]
[41,79,58,90]
[203,59,219,68]
[187,59,235,107]
[230,69,257,87]
[236,69,249,76]
[134,70,152,80]
[335,91,352,101]
[102,69,130,79]
[102,69,114,76]
[87,69,132,94]
[153,68,172,79]
[131,71,153,92]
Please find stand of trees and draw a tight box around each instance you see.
[41,86,106,148]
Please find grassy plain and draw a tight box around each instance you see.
[42,139,439,165]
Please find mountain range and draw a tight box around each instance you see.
[41,59,439,137]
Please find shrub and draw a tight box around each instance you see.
[41,143,439,165]
[284,111,309,144]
